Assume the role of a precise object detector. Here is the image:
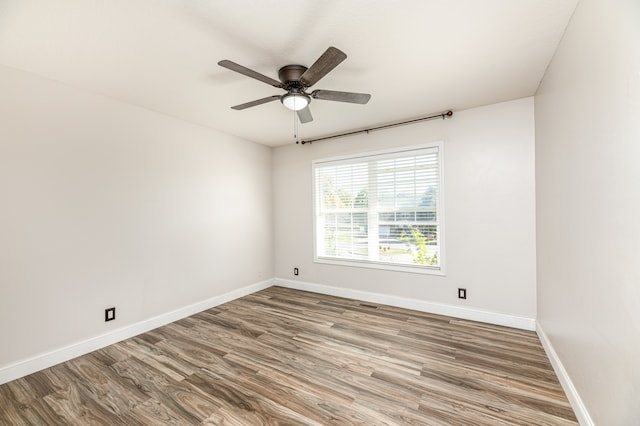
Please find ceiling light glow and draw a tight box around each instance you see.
[281,93,310,111]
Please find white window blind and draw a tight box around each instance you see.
[313,142,444,273]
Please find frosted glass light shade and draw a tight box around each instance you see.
[281,93,310,111]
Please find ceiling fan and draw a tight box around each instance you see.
[218,47,371,123]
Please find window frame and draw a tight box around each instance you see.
[311,141,445,276]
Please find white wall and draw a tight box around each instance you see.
[273,98,537,321]
[0,65,273,370]
[535,0,640,424]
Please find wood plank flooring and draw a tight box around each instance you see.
[0,286,578,425]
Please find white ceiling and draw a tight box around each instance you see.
[0,0,578,147]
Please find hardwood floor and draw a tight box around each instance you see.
[0,287,577,425]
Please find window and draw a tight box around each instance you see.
[313,142,444,274]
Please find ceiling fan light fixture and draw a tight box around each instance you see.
[281,93,310,111]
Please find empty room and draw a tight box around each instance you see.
[0,0,637,424]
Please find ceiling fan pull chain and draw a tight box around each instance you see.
[294,108,299,144]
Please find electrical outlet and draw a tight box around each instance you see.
[105,307,116,322]
[458,288,467,299]
[294,267,299,276]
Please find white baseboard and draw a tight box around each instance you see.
[274,278,536,331]
[0,279,274,386]
[536,322,594,426]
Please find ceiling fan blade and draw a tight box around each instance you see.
[300,47,347,87]
[297,106,313,123]
[231,95,281,110]
[218,60,282,88]
[311,90,371,104]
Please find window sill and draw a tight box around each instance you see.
[314,257,446,276]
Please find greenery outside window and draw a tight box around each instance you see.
[313,142,444,274]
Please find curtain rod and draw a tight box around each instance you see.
[299,110,453,145]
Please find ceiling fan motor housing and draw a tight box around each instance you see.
[279,65,310,110]
[278,65,308,90]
